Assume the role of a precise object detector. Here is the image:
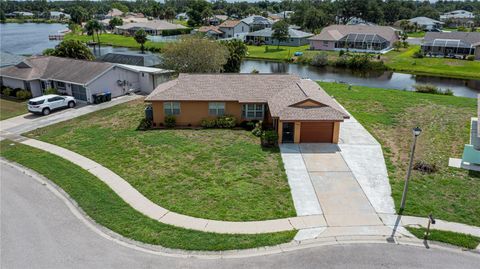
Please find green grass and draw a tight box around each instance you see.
[246,45,310,60]
[64,33,166,51]
[320,82,480,226]
[26,99,296,221]
[0,140,295,251]
[0,97,27,120]
[406,227,480,249]
[382,45,480,79]
[406,31,425,38]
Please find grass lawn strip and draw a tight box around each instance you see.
[26,99,296,221]
[406,227,480,249]
[0,98,27,120]
[65,33,165,51]
[0,140,296,251]
[321,82,479,227]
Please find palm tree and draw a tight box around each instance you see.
[134,29,148,53]
[85,19,103,55]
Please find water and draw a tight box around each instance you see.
[0,23,67,55]
[240,60,480,98]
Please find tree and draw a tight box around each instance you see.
[85,19,103,50]
[220,39,247,72]
[46,40,94,60]
[134,29,148,53]
[162,36,229,73]
[272,20,289,49]
[70,6,88,24]
[164,7,176,21]
[303,8,328,32]
[201,7,213,25]
[393,41,402,51]
[0,9,6,23]
[109,16,123,29]
[111,2,129,13]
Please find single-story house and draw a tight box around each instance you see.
[115,20,187,36]
[105,8,124,19]
[440,10,475,27]
[308,25,399,53]
[241,15,273,32]
[407,17,444,31]
[145,74,349,144]
[6,11,34,18]
[218,20,250,39]
[175,12,189,21]
[0,56,174,103]
[97,52,162,67]
[197,25,224,39]
[245,28,314,46]
[421,32,480,60]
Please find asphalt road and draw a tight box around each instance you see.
[1,163,479,269]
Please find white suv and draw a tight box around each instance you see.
[28,94,76,116]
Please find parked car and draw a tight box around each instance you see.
[27,94,76,116]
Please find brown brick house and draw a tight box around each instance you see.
[145,74,349,144]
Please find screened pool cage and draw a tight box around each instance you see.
[335,33,389,51]
[421,39,476,56]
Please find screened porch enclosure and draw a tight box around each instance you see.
[335,33,389,51]
[421,39,476,56]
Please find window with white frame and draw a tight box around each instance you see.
[209,102,225,116]
[242,104,264,119]
[164,102,180,115]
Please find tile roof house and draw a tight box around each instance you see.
[145,74,349,144]
[115,20,187,36]
[246,28,314,46]
[197,25,224,39]
[421,32,480,60]
[308,25,399,53]
[0,56,173,103]
[105,8,124,19]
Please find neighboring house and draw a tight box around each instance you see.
[105,8,124,19]
[218,20,250,39]
[197,26,224,39]
[308,25,399,53]
[0,52,25,68]
[0,56,174,103]
[460,95,480,170]
[440,10,475,27]
[346,17,376,26]
[208,15,228,26]
[241,15,273,32]
[6,11,34,18]
[274,11,294,19]
[407,17,444,31]
[145,74,349,144]
[115,20,187,35]
[421,32,480,60]
[100,16,149,28]
[49,11,70,20]
[97,52,162,67]
[175,12,189,21]
[245,28,314,46]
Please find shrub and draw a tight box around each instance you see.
[164,115,176,128]
[413,161,438,174]
[2,87,12,96]
[201,118,216,128]
[251,121,263,137]
[161,28,192,36]
[466,55,475,61]
[413,50,424,58]
[44,87,58,94]
[413,84,439,94]
[137,118,152,130]
[310,52,329,67]
[216,115,236,128]
[443,88,454,96]
[261,130,278,147]
[16,90,32,100]
[339,50,345,57]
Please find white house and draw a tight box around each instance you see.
[0,56,174,103]
[218,20,250,39]
[50,11,71,20]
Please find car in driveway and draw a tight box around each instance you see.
[27,95,76,116]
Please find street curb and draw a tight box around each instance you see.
[2,159,478,259]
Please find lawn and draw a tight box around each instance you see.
[65,33,166,51]
[406,31,425,38]
[0,97,27,120]
[382,45,480,79]
[0,140,296,251]
[406,227,480,249]
[26,99,296,221]
[246,45,310,60]
[320,82,480,226]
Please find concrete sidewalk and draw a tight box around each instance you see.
[19,138,327,234]
[0,94,142,137]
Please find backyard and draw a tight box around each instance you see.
[64,33,166,51]
[26,99,296,221]
[321,82,479,226]
[0,98,27,120]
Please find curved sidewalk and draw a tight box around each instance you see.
[20,138,327,234]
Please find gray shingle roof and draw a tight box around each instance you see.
[408,17,443,26]
[145,74,349,121]
[241,15,273,26]
[0,52,25,68]
[246,28,314,38]
[423,32,480,47]
[0,56,113,84]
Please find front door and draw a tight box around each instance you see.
[282,122,295,143]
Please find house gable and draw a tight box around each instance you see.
[290,99,325,108]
